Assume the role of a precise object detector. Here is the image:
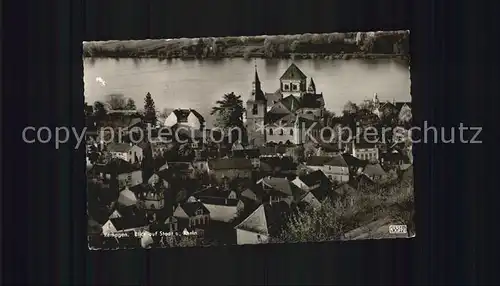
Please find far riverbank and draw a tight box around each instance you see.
[83,31,410,62]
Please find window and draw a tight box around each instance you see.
[284,84,290,91]
[290,129,294,135]
[257,235,262,242]
[293,84,298,91]
[252,104,258,115]
[279,129,284,135]
[268,129,273,135]
[196,209,203,216]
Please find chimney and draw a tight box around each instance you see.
[392,98,396,105]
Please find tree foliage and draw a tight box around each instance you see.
[277,177,415,243]
[342,101,359,115]
[125,98,137,110]
[93,101,107,119]
[211,92,245,129]
[143,92,157,126]
[106,94,127,110]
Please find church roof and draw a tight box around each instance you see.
[280,63,307,81]
[299,93,324,109]
[280,95,301,112]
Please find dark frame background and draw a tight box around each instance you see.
[2,0,495,284]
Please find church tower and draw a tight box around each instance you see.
[245,63,267,146]
[279,63,307,98]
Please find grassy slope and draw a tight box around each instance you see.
[82,31,410,60]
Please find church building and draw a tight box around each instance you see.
[245,63,325,146]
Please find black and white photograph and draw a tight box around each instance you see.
[84,30,414,250]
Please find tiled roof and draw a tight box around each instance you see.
[260,177,293,196]
[305,155,348,167]
[363,163,387,177]
[197,196,239,206]
[235,201,290,236]
[208,158,253,170]
[280,95,301,113]
[109,216,149,231]
[298,170,331,188]
[192,186,226,198]
[280,63,307,80]
[179,202,210,217]
[342,153,369,168]
[300,93,324,109]
[232,148,260,159]
[260,157,297,172]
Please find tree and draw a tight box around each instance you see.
[277,198,347,243]
[290,40,300,53]
[303,141,317,158]
[211,92,245,130]
[195,38,205,58]
[106,94,127,110]
[125,98,137,110]
[342,101,359,116]
[93,101,107,119]
[84,102,94,117]
[178,143,195,161]
[143,92,157,126]
[327,33,345,44]
[398,107,412,127]
[263,38,276,58]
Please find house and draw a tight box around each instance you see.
[131,184,165,210]
[380,150,412,171]
[92,159,142,189]
[259,157,297,177]
[146,173,170,189]
[197,196,239,223]
[164,108,205,130]
[207,158,253,182]
[234,201,290,245]
[316,143,341,157]
[264,113,323,145]
[245,63,325,146]
[292,170,332,192]
[117,187,138,207]
[305,155,350,183]
[232,148,261,169]
[351,140,379,162]
[342,153,368,176]
[240,187,262,204]
[192,186,237,200]
[361,163,388,183]
[256,176,305,205]
[161,161,197,179]
[173,202,211,228]
[107,143,144,164]
[101,216,149,236]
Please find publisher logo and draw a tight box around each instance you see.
[389,224,408,234]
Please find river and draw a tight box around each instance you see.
[83,57,410,127]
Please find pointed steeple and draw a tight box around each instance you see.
[252,61,265,101]
[308,77,316,93]
[254,59,261,85]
